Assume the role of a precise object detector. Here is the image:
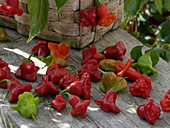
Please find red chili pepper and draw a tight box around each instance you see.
[1,79,32,103]
[78,59,102,82]
[129,74,152,98]
[4,0,19,7]
[60,72,92,100]
[103,41,126,60]
[46,64,69,84]
[0,59,13,88]
[30,40,50,57]
[115,61,142,81]
[51,95,67,111]
[96,0,110,19]
[81,45,104,65]
[117,59,133,77]
[35,74,59,96]
[80,8,98,27]
[137,98,161,125]
[0,4,23,17]
[58,73,80,89]
[68,94,90,117]
[15,53,39,82]
[94,90,120,113]
[160,89,170,111]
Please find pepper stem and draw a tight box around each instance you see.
[31,115,36,121]
[69,68,78,74]
[0,79,10,83]
[117,59,133,77]
[39,98,51,105]
[24,51,36,63]
[66,63,77,69]
[66,40,81,45]
[6,35,21,41]
[99,50,104,54]
[98,68,108,76]
[111,77,127,92]
[64,92,72,98]
[96,0,102,7]
[59,88,69,95]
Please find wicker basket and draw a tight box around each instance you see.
[0,0,124,48]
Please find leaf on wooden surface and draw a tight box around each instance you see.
[54,0,68,14]
[130,45,143,61]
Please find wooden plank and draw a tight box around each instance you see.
[0,27,170,128]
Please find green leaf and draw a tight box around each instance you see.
[155,0,163,14]
[27,0,49,42]
[54,0,68,14]
[163,0,170,11]
[130,46,143,61]
[146,49,160,66]
[160,20,170,44]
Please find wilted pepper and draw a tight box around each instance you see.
[137,98,161,125]
[95,90,120,113]
[81,45,104,65]
[129,74,152,99]
[11,92,39,120]
[98,68,128,93]
[46,63,69,84]
[60,72,92,100]
[99,59,117,72]
[101,41,126,60]
[30,40,50,57]
[131,54,158,75]
[65,93,90,117]
[51,95,67,111]
[160,89,170,111]
[58,73,80,89]
[2,79,32,103]
[15,53,39,82]
[78,59,102,82]
[35,74,59,96]
[0,27,20,41]
[0,59,13,88]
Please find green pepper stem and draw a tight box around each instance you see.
[24,51,36,63]
[31,115,36,121]
[96,0,102,7]
[66,40,81,45]
[99,50,104,54]
[66,63,77,69]
[111,77,127,92]
[39,98,51,105]
[6,35,21,41]
[0,79,10,83]
[64,92,72,98]
[59,88,69,95]
[98,68,108,76]
[69,68,78,74]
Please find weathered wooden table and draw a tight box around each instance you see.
[0,27,170,128]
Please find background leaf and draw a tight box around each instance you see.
[27,0,49,42]
[54,0,68,13]
[163,0,170,11]
[146,49,160,66]
[130,46,143,61]
[155,0,163,14]
[160,20,170,44]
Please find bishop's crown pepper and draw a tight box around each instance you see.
[60,72,92,100]
[46,63,69,84]
[137,98,161,125]
[35,74,59,96]
[129,74,152,99]
[98,68,128,93]
[51,95,67,111]
[30,40,50,57]
[95,90,120,113]
[11,92,39,120]
[160,89,170,111]
[0,59,13,88]
[15,53,39,82]
[78,59,102,82]
[131,54,158,75]
[99,59,117,72]
[101,41,126,60]
[81,45,104,65]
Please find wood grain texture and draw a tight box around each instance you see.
[0,27,170,128]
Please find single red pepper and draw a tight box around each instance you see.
[15,53,39,82]
[46,63,69,84]
[115,61,142,81]
[78,59,102,82]
[94,90,120,113]
[30,40,50,57]
[4,0,19,7]
[0,59,13,88]
[160,89,170,111]
[60,72,92,100]
[58,73,80,89]
[35,74,59,96]
[1,79,32,103]
[81,45,104,65]
[102,41,126,60]
[51,95,67,111]
[137,98,161,125]
[129,74,152,98]
[67,93,90,117]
